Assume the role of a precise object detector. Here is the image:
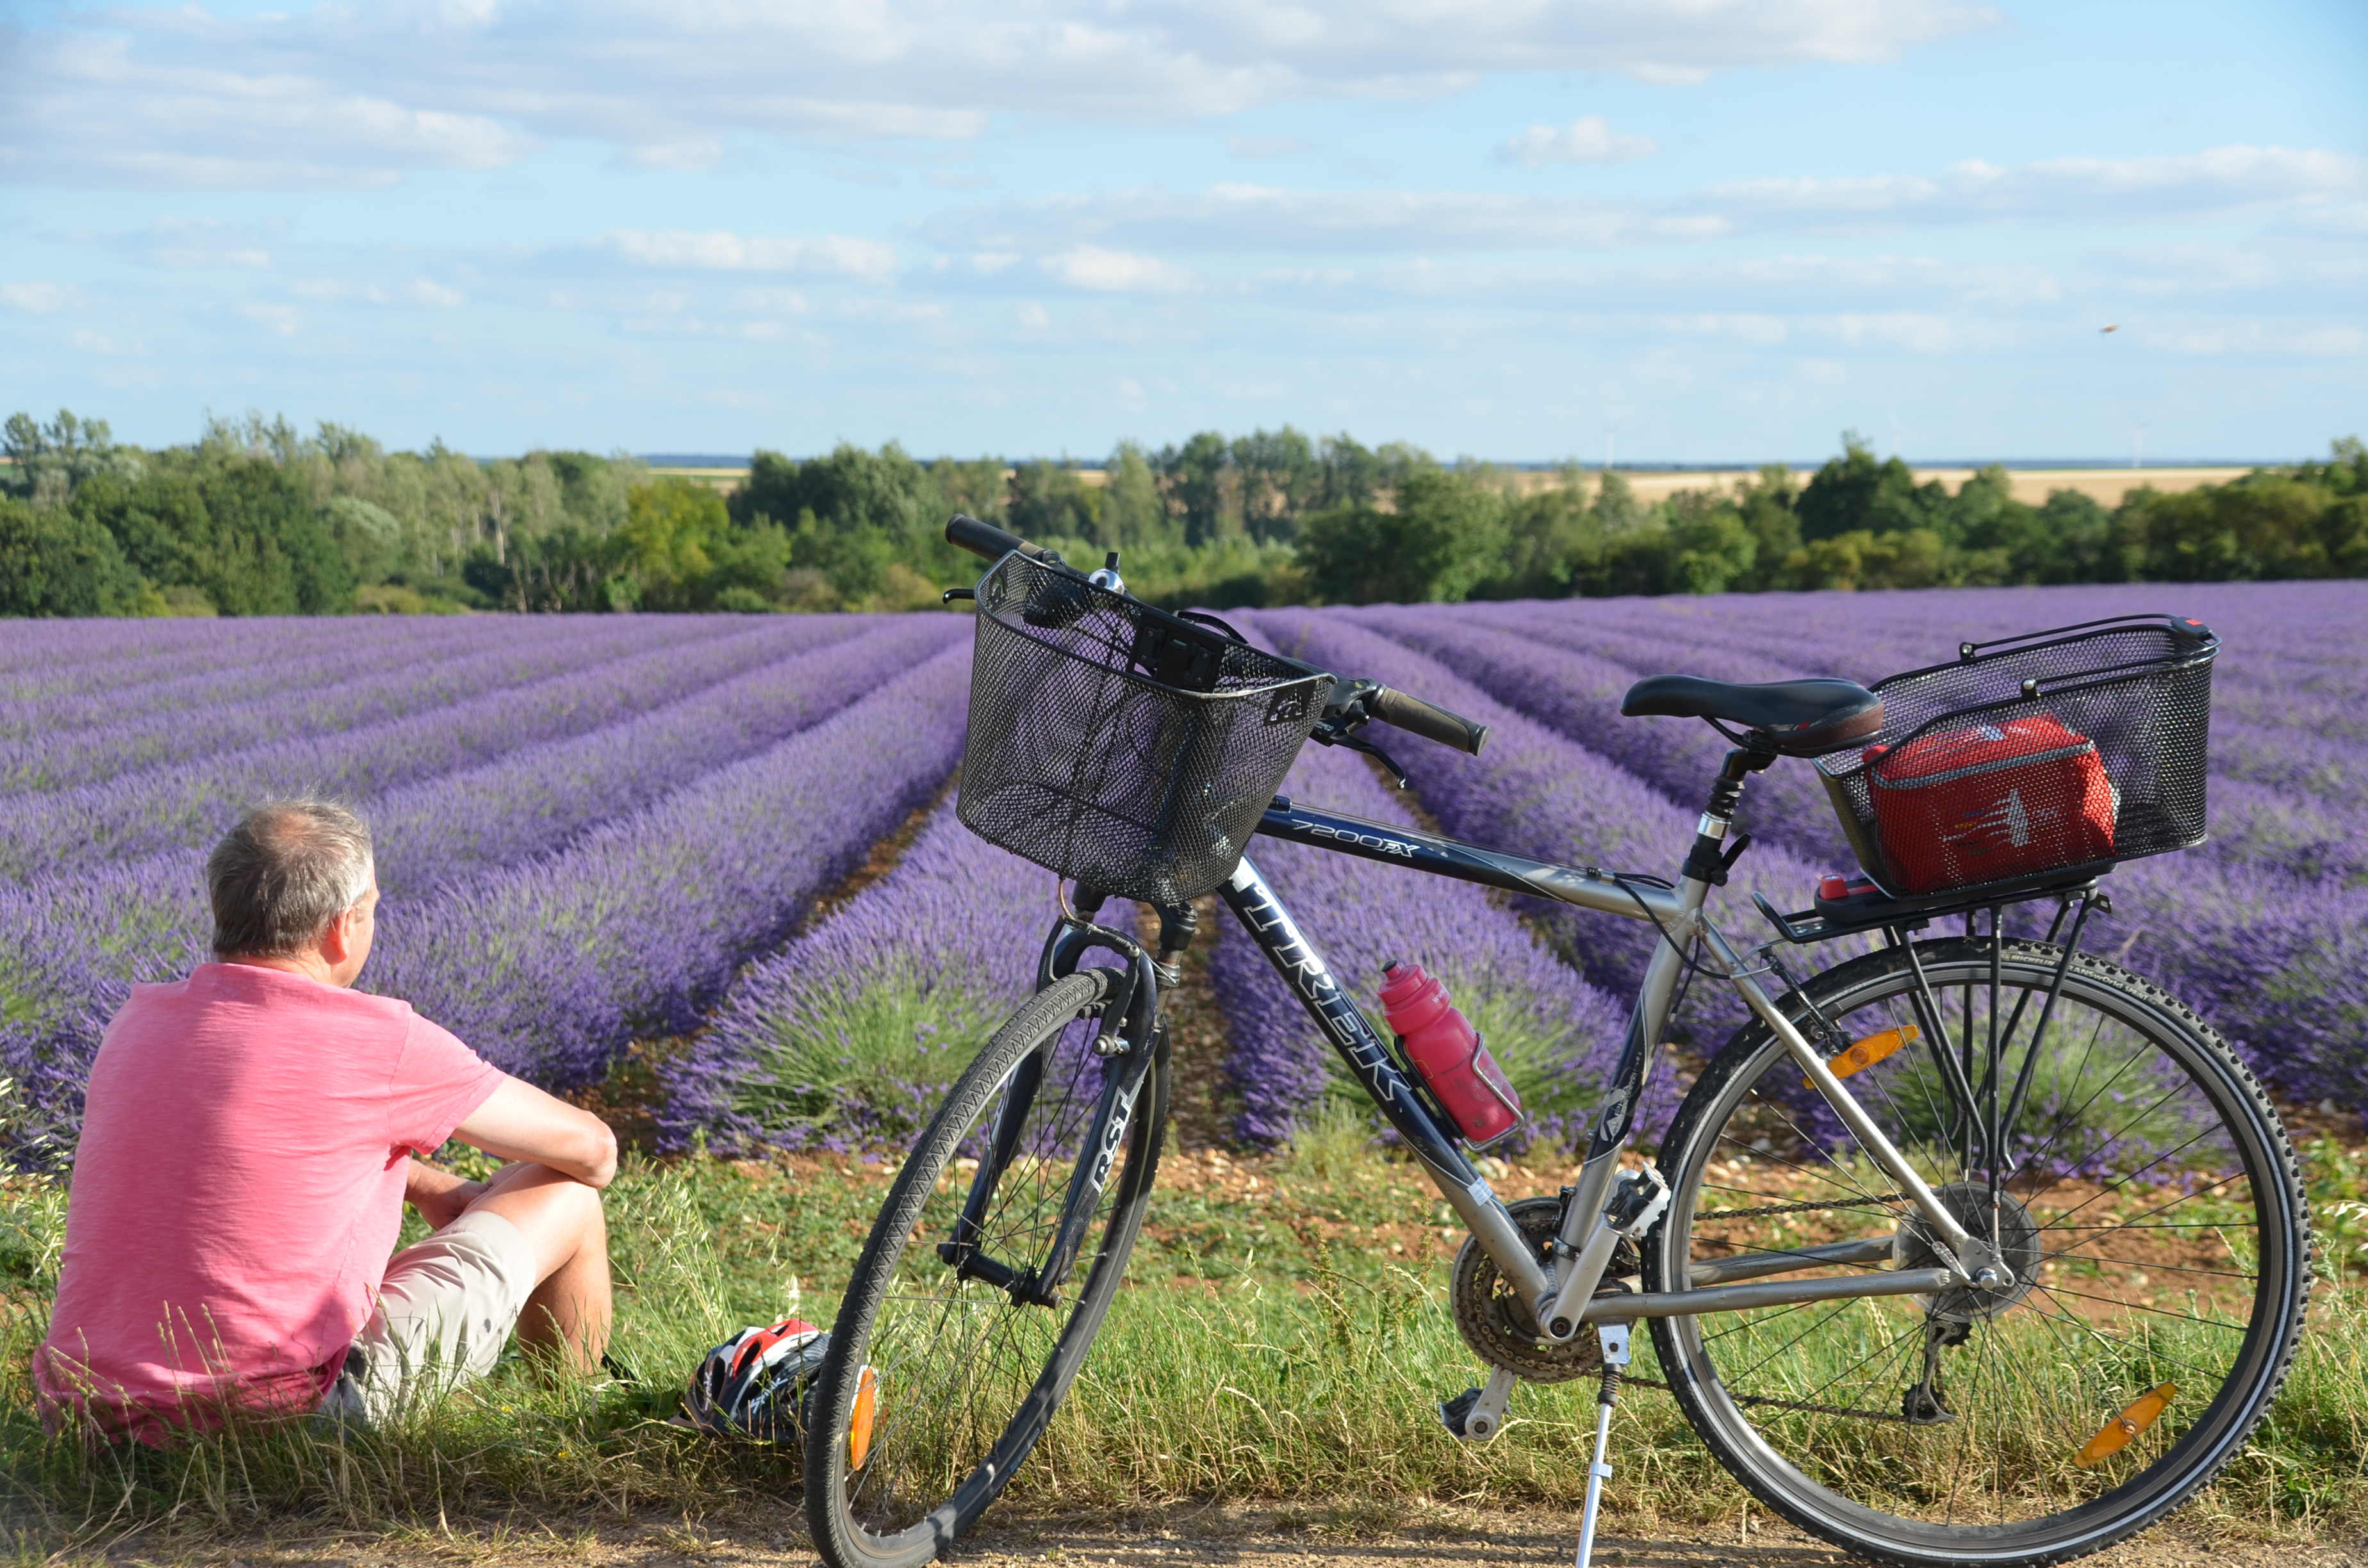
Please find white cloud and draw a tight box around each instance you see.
[0,0,1993,188]
[1,282,74,312]
[604,231,898,281]
[1500,116,1658,166]
[1043,245,1196,292]
[1706,146,2366,225]
[925,143,2365,262]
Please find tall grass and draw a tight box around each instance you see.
[0,1136,2359,1551]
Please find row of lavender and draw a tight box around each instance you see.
[0,614,971,1150]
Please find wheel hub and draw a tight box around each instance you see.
[1896,1181,2041,1322]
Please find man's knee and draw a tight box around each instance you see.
[469,1166,608,1270]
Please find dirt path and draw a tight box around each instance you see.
[147,1502,2356,1568]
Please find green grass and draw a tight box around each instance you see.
[0,1131,2360,1553]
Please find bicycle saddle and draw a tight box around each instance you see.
[1620,674,1883,756]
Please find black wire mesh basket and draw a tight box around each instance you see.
[1814,614,2218,897]
[957,553,1335,904]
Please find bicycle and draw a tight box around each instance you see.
[800,515,2312,1568]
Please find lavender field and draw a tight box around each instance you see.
[2,580,2362,1161]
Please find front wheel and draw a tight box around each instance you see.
[804,968,1169,1568]
[1645,938,2310,1568]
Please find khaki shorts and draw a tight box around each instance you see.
[318,1210,539,1428]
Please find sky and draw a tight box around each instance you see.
[1,0,2362,462]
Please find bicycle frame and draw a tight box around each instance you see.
[1224,795,1993,1335]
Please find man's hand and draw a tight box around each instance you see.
[406,1159,487,1230]
[454,1077,620,1189]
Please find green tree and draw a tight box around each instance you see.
[1158,432,1233,548]
[607,477,791,611]
[1796,433,1941,543]
[1297,469,1508,604]
[1099,442,1169,550]
[1482,468,1602,599]
[1005,461,1102,544]
[0,496,146,615]
[3,410,142,505]
[1231,426,1317,544]
[70,452,350,615]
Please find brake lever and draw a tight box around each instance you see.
[1311,720,1410,788]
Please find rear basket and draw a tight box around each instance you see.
[957,553,1333,905]
[1816,614,2217,897]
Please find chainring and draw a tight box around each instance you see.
[1451,1196,1636,1383]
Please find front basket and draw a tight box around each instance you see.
[957,553,1333,905]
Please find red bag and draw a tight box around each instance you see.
[1864,714,2117,894]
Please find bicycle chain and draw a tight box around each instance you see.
[1692,1191,1905,1222]
[1613,1367,1925,1425]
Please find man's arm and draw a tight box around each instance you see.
[452,1076,620,1189]
[406,1159,483,1229]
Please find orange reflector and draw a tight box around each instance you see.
[2074,1382,2175,1468]
[1806,1024,1918,1089]
[847,1365,880,1471]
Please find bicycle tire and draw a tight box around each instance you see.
[1643,938,2309,1568]
[804,968,1169,1568]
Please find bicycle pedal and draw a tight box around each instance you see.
[1438,1366,1517,1442]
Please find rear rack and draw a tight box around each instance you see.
[1753,863,2108,944]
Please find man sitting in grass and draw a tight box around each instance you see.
[37,799,619,1442]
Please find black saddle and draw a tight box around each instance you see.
[1621,674,1883,756]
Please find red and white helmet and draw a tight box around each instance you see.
[682,1316,830,1442]
[680,1316,880,1465]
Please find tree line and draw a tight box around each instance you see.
[3,409,2362,618]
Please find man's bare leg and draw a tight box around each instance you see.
[468,1161,612,1371]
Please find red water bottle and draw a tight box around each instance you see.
[1377,961,1523,1146]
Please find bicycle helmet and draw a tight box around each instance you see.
[681,1316,880,1466]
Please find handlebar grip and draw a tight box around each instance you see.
[946,512,1036,563]
[1369,686,1490,756]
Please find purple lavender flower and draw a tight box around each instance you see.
[361,642,974,1088]
[659,800,1078,1154]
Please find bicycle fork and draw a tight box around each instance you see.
[942,936,1165,1309]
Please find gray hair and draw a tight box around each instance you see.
[206,799,376,958]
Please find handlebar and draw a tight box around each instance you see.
[946,513,1042,563]
[1369,685,1490,756]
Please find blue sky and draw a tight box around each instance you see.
[2,0,2362,462]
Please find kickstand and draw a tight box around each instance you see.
[1574,1321,1632,1568]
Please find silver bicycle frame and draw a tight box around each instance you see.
[1245,794,1992,1334]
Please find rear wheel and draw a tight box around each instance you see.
[1645,938,2309,1567]
[804,968,1168,1568]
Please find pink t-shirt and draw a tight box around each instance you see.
[37,963,503,1440]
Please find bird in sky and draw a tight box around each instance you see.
[2100,324,2119,333]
